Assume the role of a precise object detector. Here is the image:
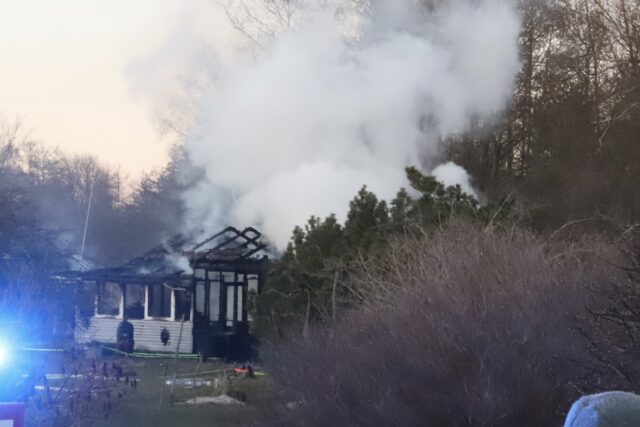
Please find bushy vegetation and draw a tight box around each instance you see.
[253,166,513,339]
[579,229,640,390]
[447,0,640,228]
[257,223,640,426]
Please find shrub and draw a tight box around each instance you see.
[579,227,640,390]
[261,223,613,426]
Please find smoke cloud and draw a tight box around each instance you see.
[432,161,478,199]
[177,0,520,249]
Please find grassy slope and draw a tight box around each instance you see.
[21,352,269,427]
[94,358,269,427]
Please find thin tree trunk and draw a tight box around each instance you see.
[331,269,339,321]
[302,289,311,339]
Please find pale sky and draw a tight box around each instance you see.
[0,0,219,176]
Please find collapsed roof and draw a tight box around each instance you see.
[55,226,269,284]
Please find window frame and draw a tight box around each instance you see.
[95,281,123,319]
[174,286,192,321]
[124,283,146,320]
[144,284,175,321]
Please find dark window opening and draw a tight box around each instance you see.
[148,285,171,318]
[175,290,191,321]
[209,281,220,322]
[248,275,259,293]
[125,284,145,319]
[237,285,243,322]
[226,285,235,327]
[79,281,97,318]
[97,282,120,316]
[195,281,206,319]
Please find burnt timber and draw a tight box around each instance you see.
[56,226,270,359]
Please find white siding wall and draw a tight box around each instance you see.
[76,317,193,353]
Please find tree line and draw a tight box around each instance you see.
[448,0,640,228]
[0,116,188,337]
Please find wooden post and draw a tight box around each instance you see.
[191,359,201,405]
[169,312,186,406]
[234,272,239,323]
[158,364,169,412]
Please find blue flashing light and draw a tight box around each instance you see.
[0,344,8,367]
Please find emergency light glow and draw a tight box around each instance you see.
[0,344,8,367]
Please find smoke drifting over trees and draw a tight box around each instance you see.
[2,0,640,424]
[0,116,187,269]
[177,0,520,248]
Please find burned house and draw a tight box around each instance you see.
[56,227,269,359]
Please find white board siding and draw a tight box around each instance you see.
[76,317,193,353]
[129,319,193,353]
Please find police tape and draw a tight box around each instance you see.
[20,347,65,352]
[102,346,200,359]
[20,346,199,359]
[18,347,267,375]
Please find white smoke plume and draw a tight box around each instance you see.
[432,161,478,199]
[173,0,521,249]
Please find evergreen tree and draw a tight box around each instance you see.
[255,167,488,339]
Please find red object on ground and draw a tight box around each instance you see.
[0,402,25,427]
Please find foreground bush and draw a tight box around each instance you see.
[261,223,615,427]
